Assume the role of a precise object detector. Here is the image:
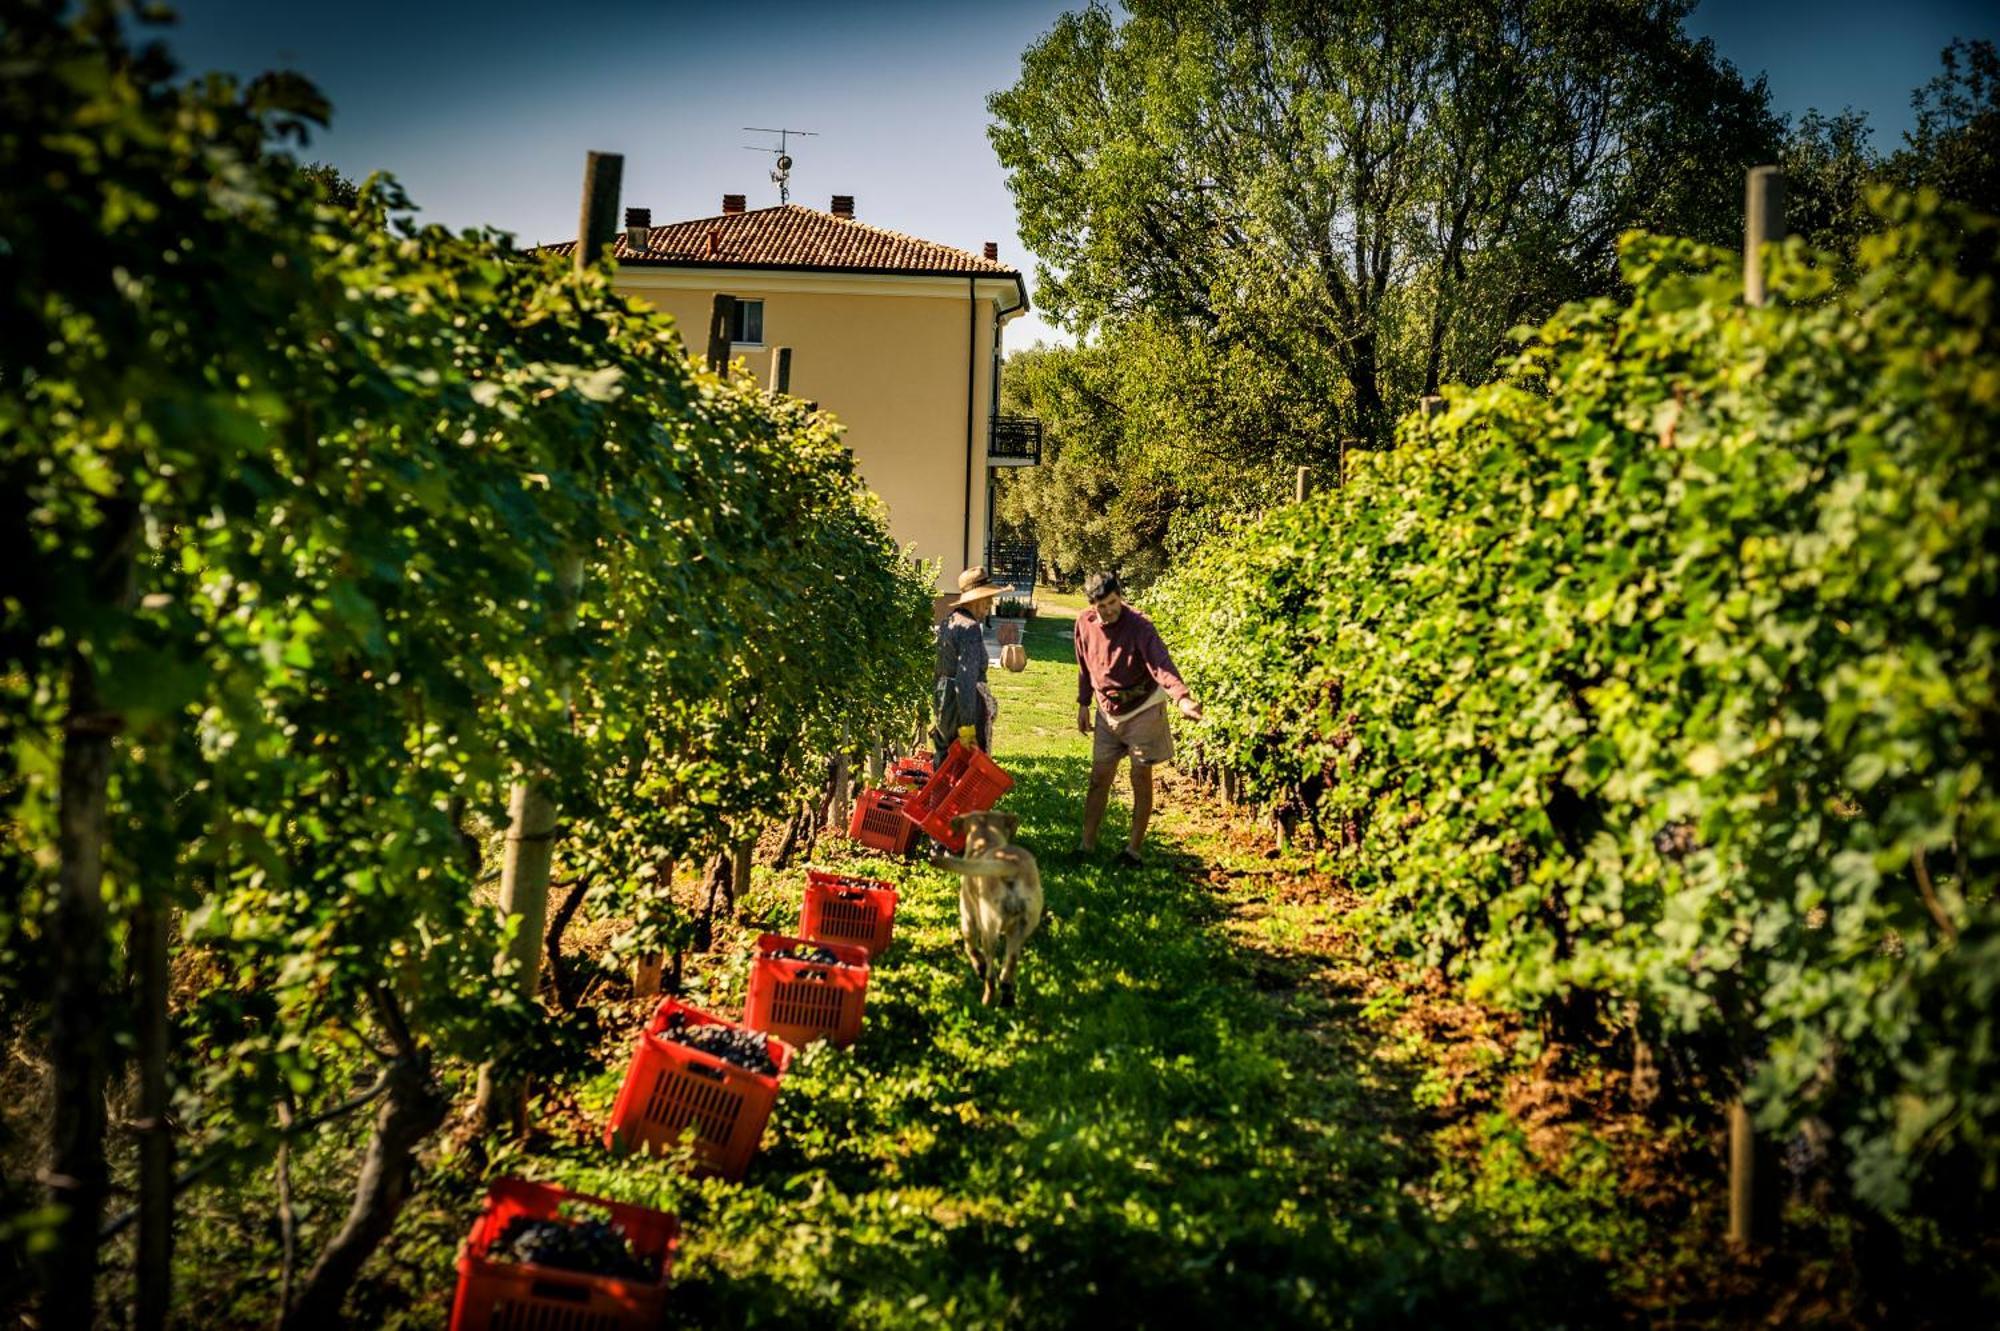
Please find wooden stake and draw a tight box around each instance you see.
[631,860,671,998]
[45,651,116,1330]
[731,840,753,914]
[706,295,737,374]
[1723,165,1788,1247]
[133,897,172,1331]
[828,751,852,832]
[1728,1099,1756,1244]
[575,152,623,274]
[768,346,792,395]
[1295,466,1311,503]
[473,150,619,1134]
[1744,165,1787,308]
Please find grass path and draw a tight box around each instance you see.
[373,607,1668,1329]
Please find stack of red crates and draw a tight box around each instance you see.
[449,1177,677,1330]
[798,869,899,958]
[743,932,871,1048]
[901,741,1015,852]
[603,998,792,1180]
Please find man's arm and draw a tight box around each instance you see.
[1138,620,1193,702]
[1074,615,1093,706]
[1075,613,1094,734]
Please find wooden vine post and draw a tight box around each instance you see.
[829,746,852,833]
[1295,466,1311,503]
[629,861,671,998]
[1728,163,1787,1249]
[732,840,754,911]
[707,294,737,374]
[133,894,172,1331]
[472,150,621,1135]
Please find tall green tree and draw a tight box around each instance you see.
[990,0,1780,452]
[994,334,1288,589]
[1895,37,2000,214]
[1780,40,1999,256]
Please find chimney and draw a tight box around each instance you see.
[624,207,651,251]
[830,194,855,219]
[705,227,719,258]
[722,193,746,214]
[983,241,999,261]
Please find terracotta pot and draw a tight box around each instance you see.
[1000,643,1028,673]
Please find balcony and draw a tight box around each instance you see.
[984,539,1039,596]
[988,414,1043,466]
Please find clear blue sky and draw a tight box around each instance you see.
[159,0,1995,351]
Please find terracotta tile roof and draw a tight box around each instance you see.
[539,203,1022,281]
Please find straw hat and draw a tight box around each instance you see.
[951,565,1006,608]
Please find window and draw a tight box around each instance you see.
[730,298,764,345]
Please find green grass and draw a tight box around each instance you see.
[350,607,1664,1329]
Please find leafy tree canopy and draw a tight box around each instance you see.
[990,0,1780,452]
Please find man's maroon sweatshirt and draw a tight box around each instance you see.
[1074,606,1190,715]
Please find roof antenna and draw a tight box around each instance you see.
[742,126,817,205]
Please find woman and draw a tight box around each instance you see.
[933,566,1004,762]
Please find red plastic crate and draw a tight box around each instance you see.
[847,787,919,854]
[449,1177,677,1331]
[889,753,934,790]
[900,742,970,830]
[902,741,1015,852]
[799,869,899,958]
[603,998,793,1180]
[743,932,871,1048]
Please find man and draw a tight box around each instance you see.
[1074,571,1202,865]
[932,565,1005,762]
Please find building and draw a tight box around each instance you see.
[546,194,1040,596]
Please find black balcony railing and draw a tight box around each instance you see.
[989,414,1043,465]
[984,539,1039,594]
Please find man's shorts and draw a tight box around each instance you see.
[1092,700,1174,767]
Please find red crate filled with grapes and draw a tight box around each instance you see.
[449,1177,677,1331]
[604,998,793,1180]
[743,932,871,1048]
[798,869,899,958]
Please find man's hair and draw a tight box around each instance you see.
[1083,571,1122,602]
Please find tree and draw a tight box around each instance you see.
[1780,109,1880,254]
[1895,37,1999,215]
[1779,39,1999,257]
[298,161,359,208]
[994,333,1287,589]
[989,0,1780,452]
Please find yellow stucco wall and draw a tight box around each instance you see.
[612,272,1009,592]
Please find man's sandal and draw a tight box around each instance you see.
[1115,847,1144,869]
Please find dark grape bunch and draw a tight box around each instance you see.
[767,944,849,966]
[491,1215,654,1282]
[660,1011,779,1076]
